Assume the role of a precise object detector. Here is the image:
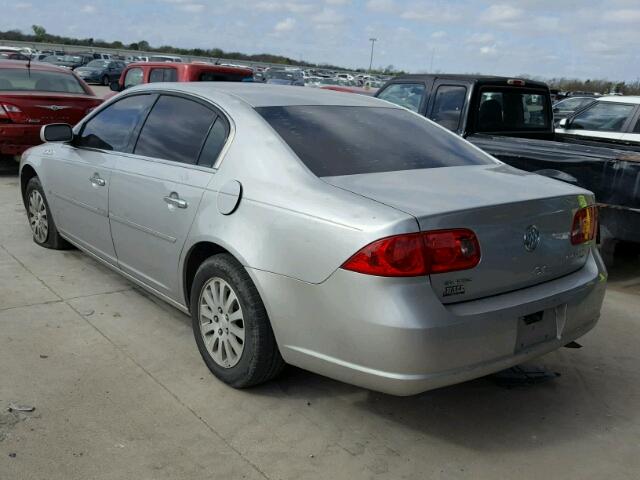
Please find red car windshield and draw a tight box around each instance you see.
[0,68,87,94]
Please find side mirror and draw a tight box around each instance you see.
[40,124,73,143]
[109,81,122,92]
[557,118,568,128]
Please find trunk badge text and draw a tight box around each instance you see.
[523,225,541,252]
[36,105,71,111]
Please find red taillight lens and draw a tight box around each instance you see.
[0,103,27,123]
[423,229,481,274]
[571,205,598,245]
[341,229,481,277]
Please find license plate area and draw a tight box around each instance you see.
[515,310,556,353]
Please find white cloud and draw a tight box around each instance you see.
[366,0,396,12]
[80,5,96,13]
[312,8,345,24]
[431,31,446,39]
[325,0,350,5]
[274,17,296,33]
[480,4,523,25]
[13,2,32,9]
[179,3,206,13]
[254,1,314,13]
[603,9,640,23]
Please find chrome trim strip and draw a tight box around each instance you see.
[109,213,177,243]
[52,191,107,217]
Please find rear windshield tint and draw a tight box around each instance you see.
[256,105,495,177]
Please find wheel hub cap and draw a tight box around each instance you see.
[199,277,245,368]
[28,190,48,244]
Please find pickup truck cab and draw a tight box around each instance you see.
[110,62,253,96]
[375,74,640,249]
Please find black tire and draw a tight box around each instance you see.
[190,254,285,388]
[25,177,71,250]
[102,75,109,86]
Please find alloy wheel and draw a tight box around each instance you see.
[199,277,245,368]
[28,190,48,244]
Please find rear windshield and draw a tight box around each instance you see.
[0,69,87,94]
[256,105,496,177]
[476,88,550,132]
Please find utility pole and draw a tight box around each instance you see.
[368,37,377,73]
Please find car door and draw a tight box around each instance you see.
[47,93,157,265]
[108,93,229,301]
[558,101,637,143]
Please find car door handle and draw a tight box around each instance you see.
[164,192,188,209]
[89,173,106,187]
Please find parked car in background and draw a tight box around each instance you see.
[74,59,126,85]
[20,82,605,395]
[0,51,31,61]
[41,54,93,70]
[374,74,640,248]
[0,60,101,161]
[264,68,304,86]
[108,62,253,97]
[555,96,640,147]
[149,55,183,63]
[552,96,597,125]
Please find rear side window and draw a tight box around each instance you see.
[134,95,216,164]
[149,68,178,83]
[431,85,466,131]
[570,102,636,132]
[199,71,251,82]
[77,94,155,152]
[377,83,425,112]
[124,68,143,88]
[256,106,495,177]
[197,118,229,167]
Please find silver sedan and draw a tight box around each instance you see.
[19,83,606,395]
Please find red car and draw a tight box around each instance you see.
[0,60,102,160]
[108,62,254,98]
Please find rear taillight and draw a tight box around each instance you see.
[571,206,598,245]
[341,229,481,277]
[0,103,28,123]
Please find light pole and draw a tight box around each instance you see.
[368,37,377,73]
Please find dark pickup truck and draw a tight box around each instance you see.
[375,74,640,249]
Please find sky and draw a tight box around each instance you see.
[1,0,640,81]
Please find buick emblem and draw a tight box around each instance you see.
[523,225,541,252]
[36,105,70,111]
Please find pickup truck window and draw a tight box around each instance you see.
[124,68,143,89]
[431,86,466,131]
[256,105,495,177]
[377,83,425,112]
[477,90,549,132]
[149,68,178,83]
[569,102,635,132]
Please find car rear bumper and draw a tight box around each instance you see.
[250,246,607,396]
[0,124,41,156]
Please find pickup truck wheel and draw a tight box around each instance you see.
[101,75,109,86]
[190,254,285,388]
[25,177,71,250]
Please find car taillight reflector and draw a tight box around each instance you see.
[507,79,526,86]
[0,103,27,123]
[571,206,598,245]
[341,229,481,277]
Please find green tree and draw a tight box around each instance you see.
[31,24,46,41]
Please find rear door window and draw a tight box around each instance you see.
[376,83,425,112]
[256,105,495,177]
[149,68,178,83]
[430,85,467,131]
[77,94,156,152]
[134,95,216,164]
[124,68,143,88]
[570,102,636,132]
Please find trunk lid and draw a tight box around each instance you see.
[0,92,101,126]
[324,164,594,303]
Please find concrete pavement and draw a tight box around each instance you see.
[1,171,639,480]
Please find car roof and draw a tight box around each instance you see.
[597,96,640,105]
[127,61,252,73]
[127,82,395,108]
[388,73,549,89]
[0,59,74,73]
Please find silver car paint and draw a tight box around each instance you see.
[20,83,607,395]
